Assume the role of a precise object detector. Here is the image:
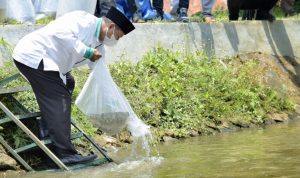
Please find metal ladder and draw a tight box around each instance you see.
[0,73,113,171]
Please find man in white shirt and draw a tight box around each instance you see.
[13,7,135,165]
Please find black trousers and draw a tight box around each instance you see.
[128,0,138,15]
[152,0,189,16]
[228,0,278,20]
[153,0,164,16]
[178,0,189,11]
[14,59,77,157]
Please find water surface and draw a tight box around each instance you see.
[2,120,300,178]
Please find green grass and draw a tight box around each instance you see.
[0,16,54,25]
[0,19,22,25]
[35,16,55,25]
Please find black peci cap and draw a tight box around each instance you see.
[105,6,135,35]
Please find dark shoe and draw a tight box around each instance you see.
[60,154,97,165]
[178,8,189,22]
[132,11,145,23]
[152,9,163,20]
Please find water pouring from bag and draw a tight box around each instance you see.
[127,115,153,158]
[127,115,151,138]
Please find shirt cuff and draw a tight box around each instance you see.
[84,47,95,60]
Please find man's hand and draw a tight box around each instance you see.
[91,49,102,62]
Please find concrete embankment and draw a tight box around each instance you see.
[0,20,300,66]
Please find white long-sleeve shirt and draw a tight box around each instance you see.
[13,11,104,78]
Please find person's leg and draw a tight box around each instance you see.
[38,72,74,139]
[261,0,278,11]
[128,0,137,15]
[178,0,189,10]
[170,0,179,16]
[128,0,144,22]
[202,0,216,22]
[227,0,240,20]
[202,0,215,17]
[177,0,189,22]
[152,0,164,18]
[14,60,77,156]
[256,0,278,21]
[13,60,96,164]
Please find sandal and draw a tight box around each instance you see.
[203,16,216,23]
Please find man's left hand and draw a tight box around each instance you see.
[91,49,102,62]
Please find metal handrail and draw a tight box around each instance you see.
[0,101,69,171]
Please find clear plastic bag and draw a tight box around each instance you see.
[76,59,139,135]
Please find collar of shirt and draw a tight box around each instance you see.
[95,18,102,42]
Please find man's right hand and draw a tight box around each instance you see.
[91,49,102,62]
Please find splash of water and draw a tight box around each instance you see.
[126,115,159,159]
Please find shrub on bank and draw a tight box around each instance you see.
[109,47,295,137]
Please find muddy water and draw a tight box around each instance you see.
[2,120,300,178]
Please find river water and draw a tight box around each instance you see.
[2,120,300,178]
